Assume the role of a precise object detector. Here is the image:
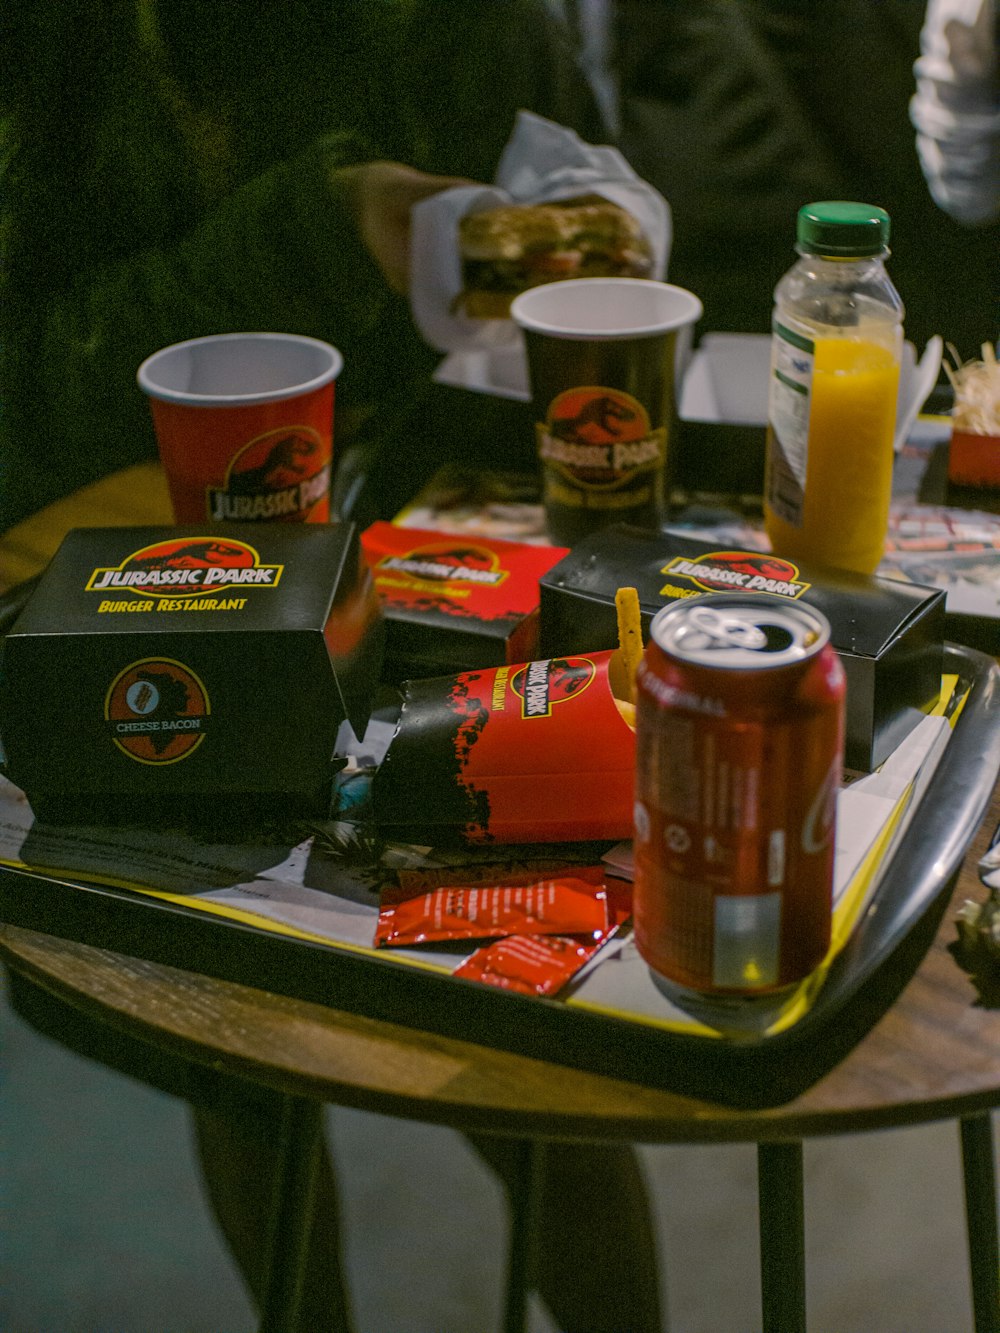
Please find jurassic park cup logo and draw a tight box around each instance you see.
[105,657,210,764]
[509,656,597,719]
[377,541,509,588]
[537,386,664,489]
[86,538,283,603]
[207,425,331,521]
[663,550,810,599]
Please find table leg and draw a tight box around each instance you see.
[503,1138,546,1333]
[757,1140,807,1333]
[259,1093,325,1333]
[961,1113,1000,1333]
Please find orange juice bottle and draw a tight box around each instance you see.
[763,202,904,576]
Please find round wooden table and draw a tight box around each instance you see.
[2,465,1000,1333]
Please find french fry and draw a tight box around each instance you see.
[613,697,637,729]
[615,585,643,705]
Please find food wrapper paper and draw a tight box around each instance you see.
[410,110,671,382]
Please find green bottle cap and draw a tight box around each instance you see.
[796,201,891,257]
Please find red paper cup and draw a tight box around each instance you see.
[137,333,343,523]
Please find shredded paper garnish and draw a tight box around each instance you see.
[945,342,1000,435]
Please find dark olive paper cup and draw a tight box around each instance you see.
[511,279,702,546]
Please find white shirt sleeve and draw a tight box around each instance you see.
[542,0,619,136]
[910,0,1000,224]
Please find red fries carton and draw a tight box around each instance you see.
[371,649,636,844]
[361,522,568,681]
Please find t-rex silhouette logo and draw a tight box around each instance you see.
[721,555,802,582]
[550,395,638,444]
[410,544,496,573]
[228,432,321,494]
[128,541,254,570]
[544,658,596,702]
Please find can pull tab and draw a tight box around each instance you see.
[683,605,768,652]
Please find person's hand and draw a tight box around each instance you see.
[337,160,477,294]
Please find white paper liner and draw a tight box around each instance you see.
[410,110,671,371]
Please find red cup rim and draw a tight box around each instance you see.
[137,332,343,407]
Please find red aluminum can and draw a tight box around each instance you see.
[633,593,845,995]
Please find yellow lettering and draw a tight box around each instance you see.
[375,575,470,598]
[492,666,510,711]
[657,584,700,600]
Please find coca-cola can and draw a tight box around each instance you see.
[633,593,846,995]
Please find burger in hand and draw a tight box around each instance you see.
[455,197,654,318]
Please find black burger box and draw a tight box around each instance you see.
[360,521,569,683]
[0,523,384,828]
[538,525,946,773]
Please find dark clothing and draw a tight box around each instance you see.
[614,0,1000,356]
[0,1,601,533]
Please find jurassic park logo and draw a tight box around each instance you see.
[208,426,331,522]
[509,656,597,719]
[377,541,509,588]
[662,551,810,598]
[537,386,663,488]
[86,537,283,604]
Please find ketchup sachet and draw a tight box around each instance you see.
[453,932,608,996]
[453,875,633,996]
[375,865,608,947]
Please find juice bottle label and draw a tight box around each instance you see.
[764,325,900,575]
[765,320,815,527]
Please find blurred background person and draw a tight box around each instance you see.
[0,5,664,1331]
[556,0,999,357]
[0,0,603,535]
[911,0,1000,226]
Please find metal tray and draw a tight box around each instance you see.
[1,569,998,1107]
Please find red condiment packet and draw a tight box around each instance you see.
[604,874,633,931]
[452,873,634,996]
[453,932,609,997]
[375,866,609,947]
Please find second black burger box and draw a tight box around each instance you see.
[0,523,384,827]
[538,525,946,772]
